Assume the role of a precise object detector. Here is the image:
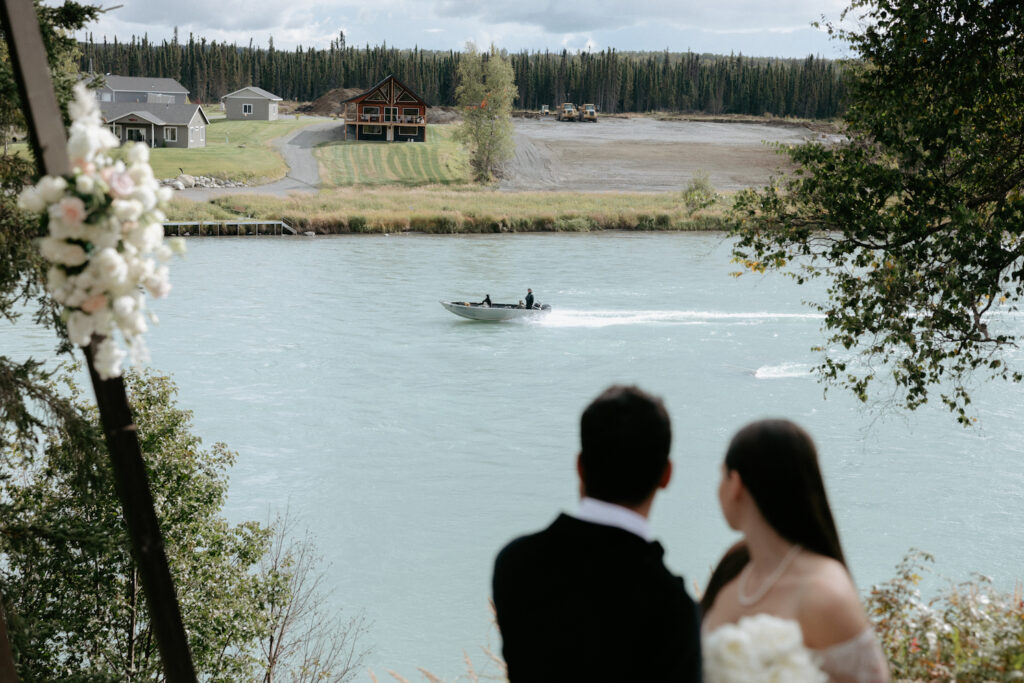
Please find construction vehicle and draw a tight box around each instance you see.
[540,104,550,116]
[557,103,578,121]
[579,103,597,122]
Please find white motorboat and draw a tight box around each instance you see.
[440,300,552,321]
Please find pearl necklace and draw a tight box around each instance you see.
[736,544,802,607]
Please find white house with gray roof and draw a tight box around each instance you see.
[221,86,282,120]
[100,102,210,148]
[93,75,190,105]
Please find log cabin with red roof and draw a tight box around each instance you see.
[341,75,429,142]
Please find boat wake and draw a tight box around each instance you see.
[753,362,812,379]
[534,309,822,329]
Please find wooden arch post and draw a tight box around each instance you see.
[0,0,198,680]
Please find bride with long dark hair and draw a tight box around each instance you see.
[701,419,890,682]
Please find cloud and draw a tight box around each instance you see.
[66,0,849,58]
[433,0,847,35]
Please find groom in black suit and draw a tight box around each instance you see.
[492,385,702,682]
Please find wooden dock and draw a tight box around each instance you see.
[162,220,298,236]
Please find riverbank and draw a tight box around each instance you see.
[167,187,732,233]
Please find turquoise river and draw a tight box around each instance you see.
[5,232,1024,679]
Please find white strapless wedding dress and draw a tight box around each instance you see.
[703,616,890,683]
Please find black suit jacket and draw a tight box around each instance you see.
[493,514,702,682]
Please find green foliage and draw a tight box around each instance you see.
[0,371,369,680]
[1,371,272,679]
[731,0,1024,423]
[682,171,720,213]
[454,44,518,183]
[868,551,1024,681]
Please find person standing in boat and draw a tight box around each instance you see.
[480,294,492,307]
[525,289,534,309]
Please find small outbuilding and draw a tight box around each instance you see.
[100,102,210,148]
[221,86,283,121]
[93,75,190,104]
[341,75,429,142]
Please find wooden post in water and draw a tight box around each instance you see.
[0,0,198,680]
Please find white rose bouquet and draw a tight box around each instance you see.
[17,82,183,379]
[704,614,827,683]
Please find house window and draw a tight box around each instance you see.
[126,128,145,142]
[164,127,177,142]
[100,91,112,102]
[190,127,195,141]
[384,107,398,122]
[243,103,253,115]
[113,124,122,137]
[362,106,379,122]
[402,107,420,123]
[200,127,205,142]
[364,125,382,135]
[398,126,418,136]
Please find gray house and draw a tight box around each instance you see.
[93,75,190,105]
[221,86,282,120]
[100,102,210,148]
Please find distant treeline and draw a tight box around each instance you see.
[77,32,848,118]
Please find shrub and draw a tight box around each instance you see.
[682,171,719,213]
[868,550,1024,681]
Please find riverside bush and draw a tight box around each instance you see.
[867,550,1024,681]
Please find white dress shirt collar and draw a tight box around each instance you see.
[573,496,653,541]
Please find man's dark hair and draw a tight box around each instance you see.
[579,385,671,506]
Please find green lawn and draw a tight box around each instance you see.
[315,124,470,187]
[145,117,327,182]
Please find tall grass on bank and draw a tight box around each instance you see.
[177,187,731,233]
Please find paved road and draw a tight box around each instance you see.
[178,119,345,200]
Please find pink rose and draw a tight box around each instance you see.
[80,293,107,313]
[57,196,87,226]
[108,171,136,198]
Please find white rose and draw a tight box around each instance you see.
[46,265,68,293]
[118,309,148,336]
[37,175,68,203]
[112,295,136,318]
[126,221,163,253]
[133,186,157,212]
[167,237,187,255]
[125,141,150,165]
[144,267,171,299]
[112,199,144,222]
[129,163,156,189]
[156,186,174,204]
[93,337,126,380]
[39,237,88,267]
[65,310,95,346]
[88,225,120,251]
[68,83,98,122]
[89,247,128,287]
[17,186,47,213]
[75,173,96,195]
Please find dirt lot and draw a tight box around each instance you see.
[500,117,832,192]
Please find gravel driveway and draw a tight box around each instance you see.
[178,119,345,200]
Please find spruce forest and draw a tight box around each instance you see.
[77,32,847,118]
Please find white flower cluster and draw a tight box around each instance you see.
[704,614,827,683]
[18,82,184,379]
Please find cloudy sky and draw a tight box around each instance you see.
[71,0,854,59]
